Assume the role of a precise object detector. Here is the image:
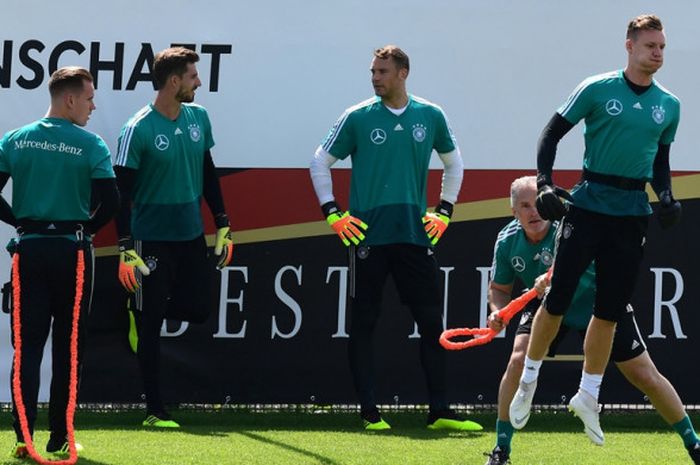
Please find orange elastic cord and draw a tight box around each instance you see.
[440,268,553,351]
[11,249,84,465]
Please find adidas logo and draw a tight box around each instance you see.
[633,102,643,110]
[498,433,507,438]
[174,128,183,135]
[47,223,57,230]
[394,123,403,131]
[684,428,693,435]
[631,340,640,350]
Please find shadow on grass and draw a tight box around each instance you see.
[236,431,340,465]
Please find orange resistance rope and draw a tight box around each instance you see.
[440,268,553,350]
[11,248,84,465]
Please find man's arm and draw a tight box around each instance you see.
[651,143,671,196]
[488,281,513,313]
[0,172,15,227]
[487,281,513,332]
[536,113,574,181]
[88,178,119,234]
[651,143,681,229]
[535,113,576,220]
[113,165,151,291]
[421,149,464,245]
[114,166,136,238]
[437,148,463,205]
[202,150,227,219]
[202,150,233,268]
[309,146,367,247]
[309,146,339,208]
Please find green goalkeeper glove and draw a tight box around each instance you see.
[322,201,368,247]
[214,214,234,269]
[423,200,453,245]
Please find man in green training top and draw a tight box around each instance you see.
[484,176,699,465]
[508,14,697,464]
[0,67,119,458]
[310,45,481,432]
[114,47,233,428]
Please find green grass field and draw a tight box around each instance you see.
[0,409,694,465]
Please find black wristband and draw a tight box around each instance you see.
[214,213,230,229]
[435,200,454,218]
[118,237,134,252]
[659,190,675,204]
[321,201,342,218]
[536,173,553,189]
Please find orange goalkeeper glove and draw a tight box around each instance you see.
[423,200,453,245]
[118,237,150,292]
[322,201,368,247]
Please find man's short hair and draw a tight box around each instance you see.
[374,45,410,72]
[153,47,200,89]
[48,67,93,98]
[510,175,536,208]
[627,14,663,40]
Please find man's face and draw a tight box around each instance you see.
[175,62,202,103]
[370,57,406,100]
[68,80,96,127]
[627,29,666,75]
[513,184,550,238]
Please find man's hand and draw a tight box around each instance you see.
[657,190,681,229]
[423,200,453,245]
[214,214,234,269]
[536,174,573,221]
[533,272,551,298]
[118,237,150,293]
[322,201,368,247]
[487,312,505,333]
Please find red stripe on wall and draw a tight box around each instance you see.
[92,169,695,247]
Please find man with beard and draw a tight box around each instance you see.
[113,47,233,428]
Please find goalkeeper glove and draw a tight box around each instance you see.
[423,200,453,245]
[118,237,150,293]
[657,190,681,229]
[214,214,234,269]
[322,201,368,247]
[535,173,574,221]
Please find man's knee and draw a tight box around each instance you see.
[617,355,662,392]
[506,350,526,377]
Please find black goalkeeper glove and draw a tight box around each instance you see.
[535,174,574,221]
[657,190,681,229]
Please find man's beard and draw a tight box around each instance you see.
[176,87,195,103]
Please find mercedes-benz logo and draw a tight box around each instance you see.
[370,128,387,145]
[154,134,170,151]
[605,99,623,116]
[511,256,526,272]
